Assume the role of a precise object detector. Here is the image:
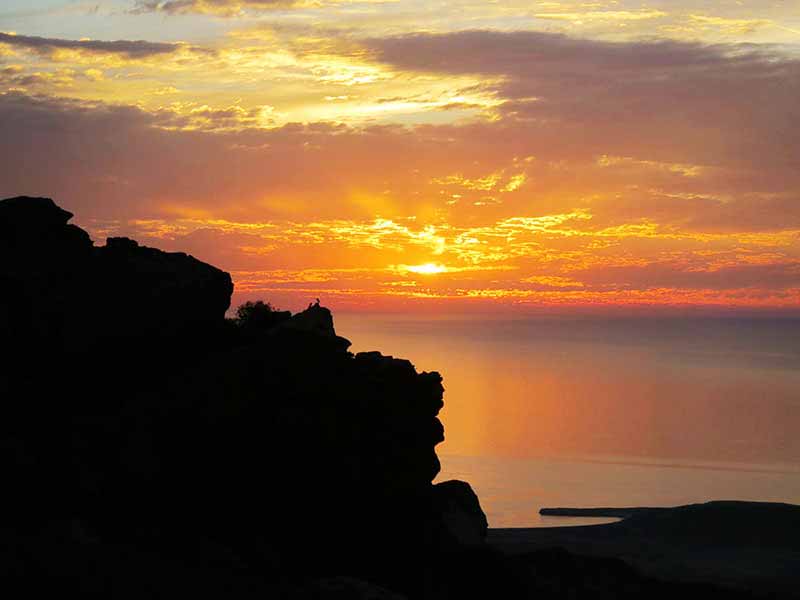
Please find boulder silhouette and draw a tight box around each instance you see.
[433,480,489,548]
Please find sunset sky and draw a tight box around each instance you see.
[2,1,799,313]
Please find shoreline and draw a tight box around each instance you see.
[489,501,800,597]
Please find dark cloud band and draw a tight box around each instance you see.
[365,30,800,169]
[0,32,184,58]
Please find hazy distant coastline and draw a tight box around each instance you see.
[491,501,800,597]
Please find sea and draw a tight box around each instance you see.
[335,314,800,528]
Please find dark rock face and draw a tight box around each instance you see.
[0,196,233,358]
[0,196,479,598]
[95,235,233,344]
[0,196,94,356]
[433,480,489,548]
[131,314,450,588]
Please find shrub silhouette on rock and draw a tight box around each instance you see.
[234,300,292,333]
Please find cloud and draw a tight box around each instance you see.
[152,102,277,131]
[132,0,298,16]
[576,260,800,292]
[130,0,379,17]
[534,9,668,23]
[687,14,774,36]
[0,31,187,59]
[2,87,799,311]
[366,30,800,170]
[0,65,88,89]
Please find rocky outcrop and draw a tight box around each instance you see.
[0,196,488,599]
[433,480,489,548]
[94,236,233,345]
[0,196,93,356]
[0,196,233,358]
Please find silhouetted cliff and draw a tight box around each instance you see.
[0,196,772,599]
[0,196,491,598]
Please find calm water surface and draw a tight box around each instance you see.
[336,315,800,527]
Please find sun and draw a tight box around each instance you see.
[402,263,448,275]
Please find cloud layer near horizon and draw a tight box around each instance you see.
[1,12,799,312]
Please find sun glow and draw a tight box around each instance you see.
[400,263,449,275]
